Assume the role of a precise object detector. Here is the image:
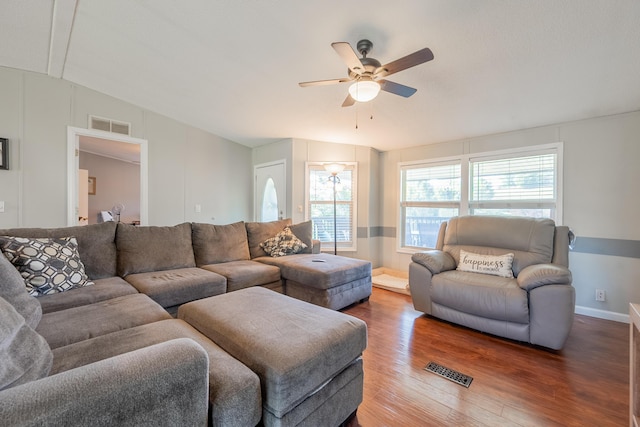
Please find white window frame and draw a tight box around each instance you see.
[305,161,358,252]
[397,143,563,253]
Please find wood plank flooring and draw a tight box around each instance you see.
[343,287,628,427]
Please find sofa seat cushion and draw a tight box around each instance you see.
[431,270,529,324]
[38,277,138,314]
[178,287,367,418]
[51,318,262,427]
[256,253,371,290]
[200,260,280,292]
[124,267,226,308]
[35,294,171,349]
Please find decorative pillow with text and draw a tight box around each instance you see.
[260,227,308,257]
[0,236,94,296]
[456,249,514,278]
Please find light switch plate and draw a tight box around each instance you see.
[0,201,4,213]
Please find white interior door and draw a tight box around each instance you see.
[255,161,286,222]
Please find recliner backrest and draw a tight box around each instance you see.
[441,216,556,276]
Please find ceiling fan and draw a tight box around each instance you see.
[299,39,434,107]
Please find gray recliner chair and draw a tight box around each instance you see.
[409,215,575,350]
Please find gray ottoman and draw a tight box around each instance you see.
[256,253,372,310]
[178,287,367,427]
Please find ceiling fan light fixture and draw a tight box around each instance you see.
[348,79,380,103]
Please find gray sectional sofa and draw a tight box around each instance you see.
[0,218,372,426]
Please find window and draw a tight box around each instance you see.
[399,144,562,250]
[400,162,461,249]
[306,162,357,251]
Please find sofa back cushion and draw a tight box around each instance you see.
[0,296,52,391]
[288,220,313,254]
[116,223,196,277]
[0,222,118,280]
[191,222,250,266]
[0,255,42,329]
[245,219,292,259]
[442,216,555,276]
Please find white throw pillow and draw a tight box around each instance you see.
[456,249,514,278]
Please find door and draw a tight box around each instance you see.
[254,161,286,222]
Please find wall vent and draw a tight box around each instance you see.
[88,115,131,136]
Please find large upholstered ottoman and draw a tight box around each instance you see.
[178,287,367,427]
[256,253,372,310]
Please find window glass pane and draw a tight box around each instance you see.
[307,165,355,249]
[470,154,555,202]
[261,178,278,222]
[404,164,461,202]
[404,207,459,248]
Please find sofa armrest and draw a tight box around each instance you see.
[311,239,321,254]
[517,263,572,291]
[0,338,209,427]
[411,250,456,275]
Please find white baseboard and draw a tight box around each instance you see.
[575,305,629,323]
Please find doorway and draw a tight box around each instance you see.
[254,160,286,222]
[66,126,148,226]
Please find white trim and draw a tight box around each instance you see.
[575,305,629,323]
[66,126,148,226]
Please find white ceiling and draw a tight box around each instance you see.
[2,1,640,152]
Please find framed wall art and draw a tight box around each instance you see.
[88,176,97,195]
[0,138,7,170]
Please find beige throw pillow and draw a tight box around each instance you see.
[456,249,514,278]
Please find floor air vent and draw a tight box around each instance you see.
[424,361,473,388]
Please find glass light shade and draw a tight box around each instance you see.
[348,80,380,102]
[324,163,346,175]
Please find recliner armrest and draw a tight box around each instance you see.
[411,250,456,275]
[517,263,572,291]
[0,338,210,427]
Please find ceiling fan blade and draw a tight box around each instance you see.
[331,42,365,75]
[298,78,351,87]
[341,94,356,107]
[375,47,434,79]
[379,80,418,98]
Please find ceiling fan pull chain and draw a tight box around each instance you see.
[355,102,359,129]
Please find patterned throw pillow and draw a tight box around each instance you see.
[260,227,308,257]
[456,249,515,278]
[0,236,94,296]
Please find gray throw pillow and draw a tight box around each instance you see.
[0,255,42,329]
[0,296,52,391]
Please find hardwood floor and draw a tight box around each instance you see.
[343,287,628,427]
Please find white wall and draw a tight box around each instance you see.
[380,111,640,320]
[79,152,140,224]
[0,67,252,228]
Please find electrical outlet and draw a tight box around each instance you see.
[595,289,606,302]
